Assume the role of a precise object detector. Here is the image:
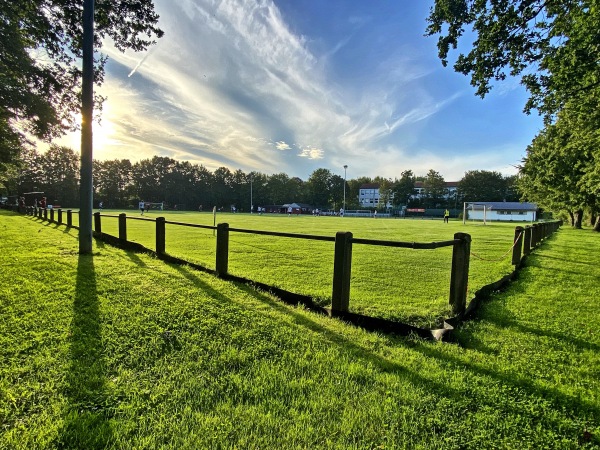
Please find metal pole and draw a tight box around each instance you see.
[250,175,253,213]
[79,0,95,254]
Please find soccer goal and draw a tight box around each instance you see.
[463,202,488,225]
[145,202,164,211]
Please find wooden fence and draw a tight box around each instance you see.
[18,205,562,337]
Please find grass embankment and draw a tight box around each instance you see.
[76,210,520,326]
[1,210,598,449]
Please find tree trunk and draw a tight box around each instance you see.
[594,215,600,232]
[568,211,575,227]
[590,211,597,228]
[574,209,584,229]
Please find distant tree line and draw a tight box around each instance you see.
[3,145,520,211]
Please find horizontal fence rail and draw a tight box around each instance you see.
[352,237,458,249]
[16,205,562,337]
[165,220,216,230]
[229,227,336,242]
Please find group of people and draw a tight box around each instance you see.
[33,197,47,208]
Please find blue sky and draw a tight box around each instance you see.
[58,0,543,181]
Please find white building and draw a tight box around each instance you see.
[358,183,394,208]
[412,181,459,200]
[466,202,538,222]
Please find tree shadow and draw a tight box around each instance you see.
[170,263,600,439]
[57,254,112,449]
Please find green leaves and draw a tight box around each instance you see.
[426,0,596,117]
[428,1,600,225]
[0,0,164,168]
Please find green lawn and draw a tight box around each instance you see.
[73,210,522,326]
[1,210,598,449]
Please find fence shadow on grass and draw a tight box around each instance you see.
[58,254,112,449]
[170,264,598,439]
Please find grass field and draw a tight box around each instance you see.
[73,209,521,327]
[1,209,599,448]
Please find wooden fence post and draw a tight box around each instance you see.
[50,208,55,223]
[119,213,127,242]
[156,217,166,255]
[57,209,62,225]
[331,231,353,315]
[43,208,48,221]
[67,210,72,227]
[215,223,229,276]
[93,211,102,234]
[523,226,532,255]
[530,224,537,248]
[449,232,471,316]
[512,226,524,265]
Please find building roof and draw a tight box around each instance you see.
[360,181,459,189]
[467,202,537,211]
[282,203,313,208]
[359,183,380,189]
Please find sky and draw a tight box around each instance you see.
[56,0,544,182]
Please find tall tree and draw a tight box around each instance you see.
[132,158,162,203]
[94,159,133,208]
[393,170,416,207]
[212,167,234,208]
[519,107,599,229]
[374,177,394,211]
[230,169,250,211]
[330,174,345,210]
[347,177,372,209]
[423,169,446,208]
[426,0,599,119]
[40,145,80,207]
[0,0,163,177]
[307,168,334,208]
[288,177,306,204]
[504,175,521,202]
[15,149,45,196]
[193,164,214,210]
[266,173,291,205]
[458,170,507,202]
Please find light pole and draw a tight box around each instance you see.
[343,165,348,214]
[250,174,253,213]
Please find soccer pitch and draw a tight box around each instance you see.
[76,210,523,327]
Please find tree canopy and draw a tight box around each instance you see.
[458,170,511,202]
[426,0,599,119]
[519,105,600,229]
[428,0,600,229]
[0,0,163,181]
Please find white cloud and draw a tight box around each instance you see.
[275,141,291,151]
[298,146,324,159]
[41,0,536,182]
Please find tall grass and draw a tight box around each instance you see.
[1,210,598,448]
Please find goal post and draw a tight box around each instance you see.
[464,203,488,225]
[144,202,164,211]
